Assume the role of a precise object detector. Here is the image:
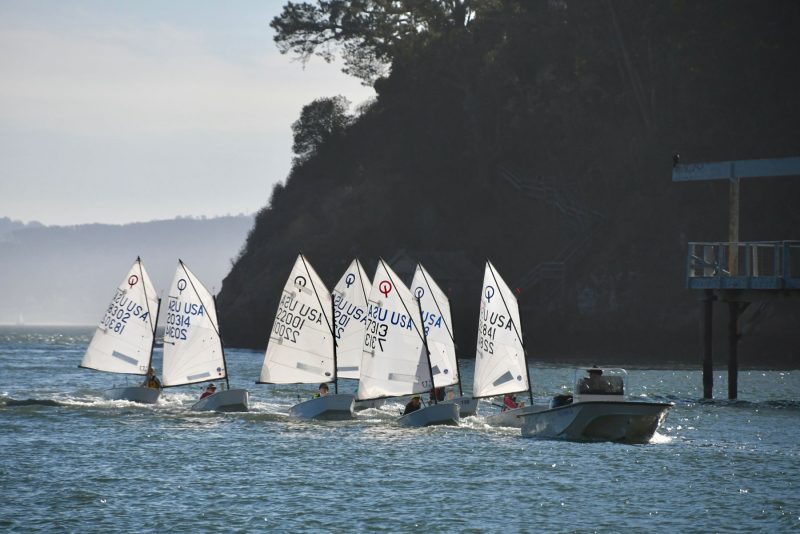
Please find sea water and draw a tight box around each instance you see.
[0,326,798,532]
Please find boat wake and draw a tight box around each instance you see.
[649,431,673,444]
[1,396,62,407]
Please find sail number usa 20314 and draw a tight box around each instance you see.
[164,296,205,342]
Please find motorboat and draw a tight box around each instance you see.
[520,367,672,443]
[485,402,549,427]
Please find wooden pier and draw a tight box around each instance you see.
[686,241,800,398]
[673,156,800,399]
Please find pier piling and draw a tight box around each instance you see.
[727,301,739,400]
[702,290,714,399]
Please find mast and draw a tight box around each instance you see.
[299,253,337,392]
[147,297,162,373]
[416,296,437,405]
[488,261,534,405]
[331,294,339,394]
[213,295,231,390]
[418,265,463,397]
[521,337,533,406]
[139,255,161,375]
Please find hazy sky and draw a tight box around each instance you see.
[0,1,375,226]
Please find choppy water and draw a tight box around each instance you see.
[1,326,798,532]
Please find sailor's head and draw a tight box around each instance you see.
[208,383,216,390]
[319,383,329,392]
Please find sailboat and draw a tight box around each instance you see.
[357,258,459,427]
[473,260,544,427]
[258,254,354,420]
[161,260,249,412]
[80,257,161,403]
[332,259,383,411]
[410,264,478,416]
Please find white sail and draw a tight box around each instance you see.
[161,260,226,387]
[81,258,159,375]
[332,259,371,380]
[259,254,335,384]
[410,264,459,389]
[357,259,430,401]
[473,261,529,398]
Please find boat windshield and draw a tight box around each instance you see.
[575,368,625,395]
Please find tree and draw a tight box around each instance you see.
[291,96,352,163]
[270,0,483,84]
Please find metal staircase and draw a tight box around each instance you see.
[498,165,605,296]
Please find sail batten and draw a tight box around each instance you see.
[472,261,529,398]
[161,261,226,387]
[259,254,335,385]
[80,258,159,376]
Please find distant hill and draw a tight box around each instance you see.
[0,217,44,240]
[0,215,254,325]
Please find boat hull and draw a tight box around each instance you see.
[190,389,249,412]
[485,403,549,428]
[353,397,385,411]
[520,401,672,443]
[398,402,459,428]
[443,395,479,417]
[289,394,355,420]
[104,386,160,404]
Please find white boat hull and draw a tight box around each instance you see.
[353,398,385,411]
[443,395,479,417]
[104,386,160,404]
[398,402,459,427]
[520,401,672,443]
[289,394,355,420]
[484,403,549,428]
[190,389,249,412]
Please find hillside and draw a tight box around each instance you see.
[0,215,253,325]
[217,1,800,366]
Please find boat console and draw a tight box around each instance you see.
[573,367,627,402]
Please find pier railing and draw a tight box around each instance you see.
[687,241,800,289]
